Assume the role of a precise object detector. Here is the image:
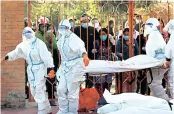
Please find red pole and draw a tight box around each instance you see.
[128,0,134,58]
[27,1,31,27]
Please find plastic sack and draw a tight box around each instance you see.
[107,107,173,114]
[170,99,174,112]
[97,89,171,114]
[78,87,100,112]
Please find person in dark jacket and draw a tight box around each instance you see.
[74,13,100,88]
[92,28,116,105]
[116,28,139,60]
[92,28,115,92]
[136,24,150,95]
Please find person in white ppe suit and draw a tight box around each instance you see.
[144,18,170,101]
[163,19,174,98]
[0,27,55,114]
[56,19,90,114]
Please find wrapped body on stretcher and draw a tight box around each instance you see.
[85,55,164,74]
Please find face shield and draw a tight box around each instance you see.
[22,27,35,42]
[144,25,152,37]
[163,20,174,35]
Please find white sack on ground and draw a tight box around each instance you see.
[106,107,173,114]
[97,89,171,114]
[85,55,164,74]
[170,99,174,113]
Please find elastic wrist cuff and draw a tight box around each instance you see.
[5,56,9,60]
[166,58,171,61]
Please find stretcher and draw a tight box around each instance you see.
[85,55,164,74]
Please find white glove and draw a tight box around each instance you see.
[91,49,97,53]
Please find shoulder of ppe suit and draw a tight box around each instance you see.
[37,38,47,47]
[35,31,44,41]
[69,33,85,51]
[70,33,85,44]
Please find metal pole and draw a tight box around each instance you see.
[168,2,170,22]
[128,0,134,58]
[28,0,34,102]
[27,1,31,27]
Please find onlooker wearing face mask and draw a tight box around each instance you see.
[134,14,143,32]
[116,28,139,60]
[74,13,100,88]
[74,13,100,60]
[92,28,115,95]
[48,24,56,36]
[116,28,139,93]
[92,18,101,33]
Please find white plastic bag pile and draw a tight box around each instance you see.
[85,55,164,74]
[97,90,174,114]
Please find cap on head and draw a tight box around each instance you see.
[163,19,174,34]
[38,17,49,25]
[145,18,160,29]
[144,18,160,37]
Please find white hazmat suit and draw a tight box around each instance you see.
[5,27,54,114]
[144,18,169,100]
[56,20,87,114]
[163,19,174,98]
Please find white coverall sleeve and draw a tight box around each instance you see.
[165,34,173,59]
[39,41,54,68]
[7,43,24,61]
[69,34,87,56]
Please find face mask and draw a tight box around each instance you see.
[70,22,74,28]
[136,19,141,24]
[110,24,114,28]
[58,29,66,37]
[123,36,129,40]
[94,22,99,28]
[23,29,34,39]
[81,23,88,28]
[100,35,107,41]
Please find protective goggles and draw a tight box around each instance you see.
[22,30,32,35]
[58,25,69,30]
[145,23,153,26]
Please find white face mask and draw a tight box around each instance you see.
[136,19,141,24]
[25,33,33,39]
[94,22,99,28]
[58,29,70,38]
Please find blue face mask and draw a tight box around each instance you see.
[123,36,129,40]
[70,22,74,27]
[100,35,107,41]
[81,23,88,28]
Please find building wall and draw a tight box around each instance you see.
[1,1,25,108]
